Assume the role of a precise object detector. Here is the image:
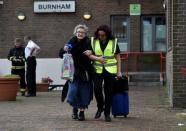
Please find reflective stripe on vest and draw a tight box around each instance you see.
[11,66,25,69]
[20,88,26,92]
[91,37,117,74]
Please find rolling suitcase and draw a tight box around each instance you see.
[112,76,129,117]
[112,91,129,117]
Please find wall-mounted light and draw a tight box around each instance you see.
[83,12,92,20]
[17,12,26,21]
[162,0,167,10]
[0,1,3,5]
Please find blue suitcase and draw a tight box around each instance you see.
[112,92,129,117]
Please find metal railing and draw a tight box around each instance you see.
[120,52,166,82]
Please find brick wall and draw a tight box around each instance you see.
[0,0,164,58]
[167,0,186,108]
[173,0,186,107]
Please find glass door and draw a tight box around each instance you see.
[111,15,129,52]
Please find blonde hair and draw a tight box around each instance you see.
[14,38,22,44]
[73,24,88,35]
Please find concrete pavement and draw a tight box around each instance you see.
[0,85,186,131]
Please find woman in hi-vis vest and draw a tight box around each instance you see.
[84,25,122,122]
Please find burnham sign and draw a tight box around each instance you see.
[34,1,75,13]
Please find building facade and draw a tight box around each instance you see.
[0,0,165,58]
[1,0,186,108]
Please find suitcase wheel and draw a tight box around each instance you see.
[114,115,116,118]
[124,115,127,118]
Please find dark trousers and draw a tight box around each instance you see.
[11,69,26,90]
[26,56,36,95]
[93,69,115,116]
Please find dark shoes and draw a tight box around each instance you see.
[72,108,85,121]
[21,92,25,96]
[25,93,36,97]
[72,113,78,119]
[78,111,85,121]
[105,115,111,122]
[95,109,103,119]
[72,108,78,119]
[95,109,111,122]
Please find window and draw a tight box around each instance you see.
[111,15,129,52]
[141,16,166,52]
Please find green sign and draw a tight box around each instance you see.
[130,4,141,15]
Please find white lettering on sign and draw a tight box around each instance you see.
[34,1,75,13]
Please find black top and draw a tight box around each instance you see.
[68,36,93,81]
[7,47,25,67]
[100,39,120,54]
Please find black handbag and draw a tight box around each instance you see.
[113,75,129,94]
[61,80,69,102]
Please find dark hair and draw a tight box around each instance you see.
[24,36,31,41]
[94,25,114,40]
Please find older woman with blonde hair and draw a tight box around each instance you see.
[64,24,93,121]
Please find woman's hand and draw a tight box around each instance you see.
[64,45,69,52]
[117,72,122,78]
[98,56,106,64]
[87,53,106,64]
[83,50,92,56]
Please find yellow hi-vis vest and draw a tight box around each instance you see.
[91,37,117,74]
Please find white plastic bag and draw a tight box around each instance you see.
[61,53,74,81]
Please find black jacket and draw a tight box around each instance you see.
[68,36,93,81]
[8,47,25,67]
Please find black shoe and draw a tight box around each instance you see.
[105,115,111,122]
[72,114,78,119]
[21,92,25,96]
[25,93,32,97]
[72,108,78,119]
[95,109,103,119]
[25,93,36,97]
[78,111,85,121]
[32,93,36,96]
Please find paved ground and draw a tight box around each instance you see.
[0,85,186,131]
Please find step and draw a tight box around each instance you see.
[128,72,161,82]
[129,82,161,87]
